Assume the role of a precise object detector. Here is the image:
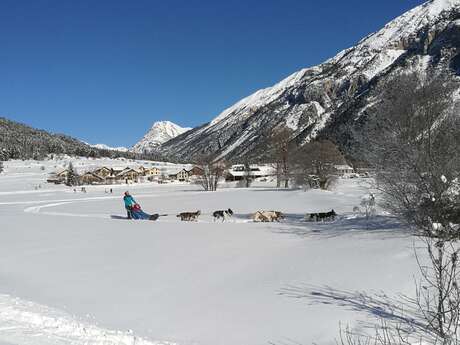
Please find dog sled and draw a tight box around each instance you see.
[128,204,161,221]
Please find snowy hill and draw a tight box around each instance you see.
[132,121,191,154]
[159,0,460,161]
[0,117,130,160]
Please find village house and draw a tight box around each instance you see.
[143,167,161,177]
[46,168,74,184]
[117,168,142,183]
[169,169,189,182]
[56,169,71,179]
[92,166,113,178]
[46,172,65,184]
[79,172,105,185]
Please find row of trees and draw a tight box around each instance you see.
[270,129,346,190]
[191,134,347,191]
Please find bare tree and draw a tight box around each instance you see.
[243,160,253,188]
[194,155,226,191]
[294,139,345,190]
[269,128,294,188]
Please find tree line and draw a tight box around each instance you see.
[0,117,168,162]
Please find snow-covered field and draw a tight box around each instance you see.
[0,158,417,345]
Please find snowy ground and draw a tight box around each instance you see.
[0,159,418,345]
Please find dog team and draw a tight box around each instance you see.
[124,190,336,223]
[176,208,337,222]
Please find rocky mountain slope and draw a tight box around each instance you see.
[132,121,191,154]
[159,0,460,162]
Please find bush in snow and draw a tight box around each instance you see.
[360,193,376,221]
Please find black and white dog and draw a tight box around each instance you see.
[307,209,337,222]
[213,208,234,222]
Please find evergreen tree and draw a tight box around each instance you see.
[66,162,79,186]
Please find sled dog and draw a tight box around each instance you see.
[306,209,337,222]
[213,208,234,222]
[177,210,201,221]
[252,211,284,222]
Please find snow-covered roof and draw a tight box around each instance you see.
[228,164,275,177]
[334,165,353,171]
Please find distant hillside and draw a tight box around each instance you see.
[0,117,165,161]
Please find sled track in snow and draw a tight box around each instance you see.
[0,294,176,345]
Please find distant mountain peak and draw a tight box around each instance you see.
[132,121,191,153]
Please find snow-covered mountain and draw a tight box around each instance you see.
[159,0,460,161]
[89,143,129,152]
[132,121,191,153]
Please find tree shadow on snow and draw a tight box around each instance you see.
[278,283,430,339]
[271,214,412,239]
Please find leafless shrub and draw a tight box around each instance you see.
[193,155,226,191]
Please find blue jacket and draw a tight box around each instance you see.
[123,195,136,208]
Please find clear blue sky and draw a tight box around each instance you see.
[0,0,425,147]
